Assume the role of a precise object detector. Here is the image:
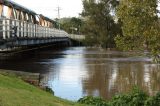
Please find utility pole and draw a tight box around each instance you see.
[57,6,60,20]
[55,6,61,30]
[55,0,61,30]
[57,7,61,30]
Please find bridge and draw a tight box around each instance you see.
[0,0,85,52]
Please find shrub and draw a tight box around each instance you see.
[77,96,108,106]
[145,92,160,106]
[109,87,148,106]
[77,87,160,106]
[45,86,54,94]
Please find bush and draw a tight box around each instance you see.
[77,87,160,106]
[145,92,160,106]
[109,94,132,106]
[77,96,108,106]
[45,86,54,94]
[109,87,148,106]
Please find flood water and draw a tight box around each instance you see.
[0,47,160,101]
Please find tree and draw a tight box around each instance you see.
[82,0,120,48]
[115,0,160,56]
[60,17,84,34]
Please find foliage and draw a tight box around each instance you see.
[60,17,84,34]
[145,92,160,106]
[78,87,160,106]
[109,87,148,106]
[45,86,54,94]
[115,0,160,55]
[78,96,108,106]
[81,0,120,48]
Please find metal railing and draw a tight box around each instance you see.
[69,34,85,40]
[0,17,68,40]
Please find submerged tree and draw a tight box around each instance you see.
[82,0,120,48]
[115,0,160,60]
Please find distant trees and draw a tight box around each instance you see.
[81,0,121,48]
[60,17,84,34]
[115,0,160,55]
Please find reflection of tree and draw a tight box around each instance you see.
[113,62,145,93]
[82,64,110,99]
[144,65,160,95]
[82,56,160,100]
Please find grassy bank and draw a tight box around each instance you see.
[0,73,86,106]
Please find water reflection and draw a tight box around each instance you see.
[81,51,160,100]
[40,47,160,101]
[0,47,160,101]
[41,48,88,100]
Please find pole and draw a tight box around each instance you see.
[57,6,60,30]
[55,0,61,30]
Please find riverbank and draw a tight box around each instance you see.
[0,69,40,86]
[0,71,86,106]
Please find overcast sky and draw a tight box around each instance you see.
[13,0,83,19]
[12,0,160,18]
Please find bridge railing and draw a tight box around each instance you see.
[68,34,85,40]
[0,17,68,40]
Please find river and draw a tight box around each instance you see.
[0,47,160,101]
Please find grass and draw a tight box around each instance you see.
[0,74,87,106]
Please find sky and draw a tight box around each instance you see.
[11,0,160,18]
[13,0,83,19]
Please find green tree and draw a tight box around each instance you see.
[60,17,84,34]
[115,0,160,56]
[82,0,120,48]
